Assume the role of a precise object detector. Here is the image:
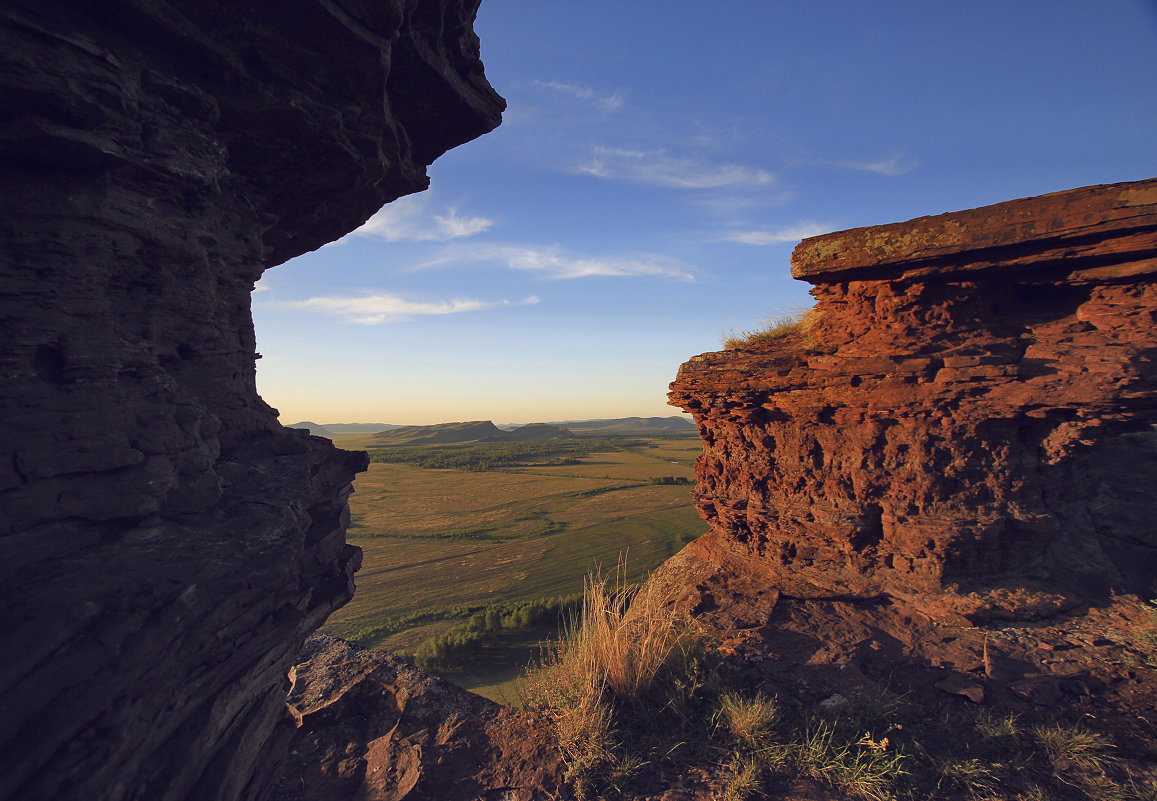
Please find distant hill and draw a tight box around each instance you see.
[286,421,334,437]
[502,423,575,442]
[371,421,503,447]
[552,416,697,436]
[286,422,401,437]
[371,420,577,447]
[322,423,401,434]
[293,416,696,442]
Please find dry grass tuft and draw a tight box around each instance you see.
[718,691,779,750]
[933,756,1004,797]
[1032,723,1125,798]
[792,718,908,801]
[564,565,689,702]
[973,709,1023,742]
[521,559,694,793]
[722,755,764,801]
[722,307,823,351]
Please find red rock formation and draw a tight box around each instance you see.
[651,180,1157,792]
[0,2,503,800]
[667,178,1157,623]
[274,636,564,801]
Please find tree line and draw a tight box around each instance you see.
[409,594,585,671]
[367,438,646,471]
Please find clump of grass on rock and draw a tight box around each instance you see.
[520,569,1152,800]
[723,307,823,351]
[520,564,910,800]
[521,563,715,795]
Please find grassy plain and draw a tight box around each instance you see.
[320,436,706,697]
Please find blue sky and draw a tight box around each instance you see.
[254,1,1157,426]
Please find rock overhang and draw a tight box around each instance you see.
[790,178,1157,283]
[0,2,504,799]
[669,176,1157,621]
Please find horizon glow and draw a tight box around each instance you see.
[253,1,1157,426]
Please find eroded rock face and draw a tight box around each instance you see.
[275,636,564,801]
[667,178,1157,623]
[0,2,503,800]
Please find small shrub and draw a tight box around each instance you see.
[557,692,618,791]
[659,635,724,732]
[842,690,905,734]
[791,718,908,801]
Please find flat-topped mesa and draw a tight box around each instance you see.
[668,178,1157,623]
[0,2,503,800]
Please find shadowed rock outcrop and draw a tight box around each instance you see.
[0,2,503,800]
[275,635,564,801]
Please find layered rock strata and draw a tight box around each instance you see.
[0,2,503,800]
[666,178,1157,623]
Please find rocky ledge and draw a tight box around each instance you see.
[0,2,503,800]
[666,177,1157,623]
[655,178,1157,777]
[274,635,563,801]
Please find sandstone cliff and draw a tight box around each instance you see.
[666,178,1157,623]
[652,179,1157,777]
[0,2,503,800]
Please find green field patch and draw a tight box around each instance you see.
[347,462,619,538]
[379,620,459,654]
[512,442,700,483]
[321,437,708,693]
[366,438,644,471]
[436,626,558,705]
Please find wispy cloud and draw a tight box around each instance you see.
[827,153,919,176]
[348,194,493,243]
[575,147,775,190]
[532,80,626,113]
[287,293,539,325]
[720,221,831,245]
[420,243,696,281]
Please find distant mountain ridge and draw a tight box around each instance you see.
[501,423,576,442]
[549,416,696,435]
[286,421,333,437]
[371,421,503,446]
[370,421,575,447]
[287,416,696,441]
[287,422,399,436]
[323,423,401,433]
